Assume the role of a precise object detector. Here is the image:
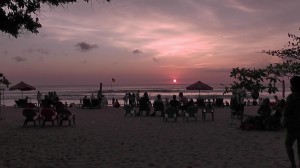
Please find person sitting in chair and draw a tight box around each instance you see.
[179,92,188,112]
[266,99,285,130]
[186,98,195,107]
[151,94,164,116]
[168,95,180,116]
[169,95,180,108]
[255,98,272,130]
[113,99,121,108]
[138,92,150,116]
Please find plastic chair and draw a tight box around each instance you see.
[59,110,75,126]
[22,108,39,127]
[124,105,135,117]
[152,101,165,116]
[164,107,178,122]
[184,106,198,121]
[40,108,58,126]
[202,104,214,121]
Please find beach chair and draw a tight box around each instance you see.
[215,98,224,108]
[184,106,198,121]
[202,104,214,121]
[138,104,151,116]
[138,107,150,116]
[152,101,165,116]
[91,99,101,108]
[124,105,135,117]
[22,108,39,127]
[82,99,91,109]
[196,98,205,108]
[59,109,75,126]
[40,108,58,126]
[164,107,178,122]
[15,99,27,108]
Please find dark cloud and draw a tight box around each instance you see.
[152,57,159,62]
[13,56,26,62]
[75,42,98,52]
[36,48,49,55]
[132,49,143,54]
[24,48,49,55]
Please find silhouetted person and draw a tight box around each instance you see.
[37,91,42,107]
[255,98,271,130]
[169,95,180,109]
[138,92,150,116]
[284,76,300,168]
[113,99,120,108]
[179,92,188,112]
[186,98,195,107]
[151,94,164,116]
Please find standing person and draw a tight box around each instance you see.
[112,97,115,107]
[236,88,246,124]
[97,90,102,104]
[283,76,300,168]
[37,91,42,107]
[123,93,129,105]
[136,90,140,106]
[91,93,95,100]
[274,95,280,104]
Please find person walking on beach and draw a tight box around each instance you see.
[284,76,300,168]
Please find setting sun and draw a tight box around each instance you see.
[173,79,177,83]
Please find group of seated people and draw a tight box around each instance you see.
[81,93,108,109]
[134,92,204,117]
[15,96,30,108]
[241,97,285,130]
[22,100,74,126]
[112,97,121,108]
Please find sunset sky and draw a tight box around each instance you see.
[1,0,300,86]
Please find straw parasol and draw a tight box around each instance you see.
[186,81,213,96]
[9,81,36,98]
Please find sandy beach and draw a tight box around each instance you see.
[0,105,292,168]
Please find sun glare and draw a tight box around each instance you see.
[173,79,177,83]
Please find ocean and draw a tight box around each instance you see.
[0,83,289,106]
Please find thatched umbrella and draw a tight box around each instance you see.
[9,81,36,98]
[186,81,213,96]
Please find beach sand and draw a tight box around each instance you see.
[0,106,292,168]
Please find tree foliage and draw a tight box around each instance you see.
[0,0,110,37]
[0,73,10,88]
[226,29,300,96]
[263,31,300,60]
